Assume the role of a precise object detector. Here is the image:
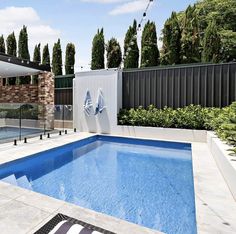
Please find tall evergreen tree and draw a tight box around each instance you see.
[6,32,17,56]
[124,20,139,69]
[202,21,221,63]
[52,39,63,76]
[18,25,30,60]
[42,44,51,67]
[161,12,181,65]
[141,21,160,67]
[181,5,201,63]
[65,43,75,74]
[0,35,6,53]
[6,33,17,85]
[18,26,30,84]
[106,38,122,68]
[32,44,41,84]
[33,43,41,64]
[91,28,105,70]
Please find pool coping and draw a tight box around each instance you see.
[0,132,235,233]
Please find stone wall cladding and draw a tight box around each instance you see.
[38,72,55,106]
[0,72,55,129]
[0,85,38,103]
[38,72,55,130]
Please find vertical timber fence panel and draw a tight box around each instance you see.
[122,63,236,109]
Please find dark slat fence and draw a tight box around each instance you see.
[55,74,74,105]
[122,63,236,109]
[55,88,73,105]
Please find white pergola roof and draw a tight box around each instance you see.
[0,53,50,78]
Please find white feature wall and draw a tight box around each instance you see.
[73,69,122,134]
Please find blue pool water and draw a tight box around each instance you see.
[0,136,196,234]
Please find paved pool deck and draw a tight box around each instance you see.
[0,132,235,234]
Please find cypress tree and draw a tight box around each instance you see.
[106,38,122,68]
[6,32,17,56]
[18,26,30,84]
[18,25,30,60]
[161,12,181,65]
[91,28,105,70]
[33,43,41,64]
[0,35,6,53]
[65,43,76,74]
[52,39,63,76]
[181,5,201,63]
[202,21,221,63]
[42,44,51,67]
[141,21,160,67]
[6,33,17,85]
[124,20,139,69]
[32,44,41,84]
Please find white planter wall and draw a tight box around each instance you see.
[115,125,207,143]
[207,132,236,201]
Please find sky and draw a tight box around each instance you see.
[0,0,196,71]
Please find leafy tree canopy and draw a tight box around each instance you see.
[176,0,236,63]
[124,20,139,69]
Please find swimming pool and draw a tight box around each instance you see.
[0,126,44,142]
[0,135,196,234]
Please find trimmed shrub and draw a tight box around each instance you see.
[118,103,236,155]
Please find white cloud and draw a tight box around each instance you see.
[109,0,149,15]
[81,0,126,3]
[0,7,60,58]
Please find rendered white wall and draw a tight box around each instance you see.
[207,132,236,201]
[73,69,122,134]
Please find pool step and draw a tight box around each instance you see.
[16,175,33,190]
[1,174,18,186]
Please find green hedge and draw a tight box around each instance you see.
[118,103,236,155]
[118,105,218,130]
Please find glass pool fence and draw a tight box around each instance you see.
[0,103,73,144]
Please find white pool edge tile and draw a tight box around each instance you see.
[0,133,235,233]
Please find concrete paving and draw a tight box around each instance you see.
[0,132,235,233]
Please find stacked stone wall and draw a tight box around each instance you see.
[0,85,38,103]
[0,72,55,129]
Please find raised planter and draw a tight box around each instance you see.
[207,131,236,201]
[115,125,207,143]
